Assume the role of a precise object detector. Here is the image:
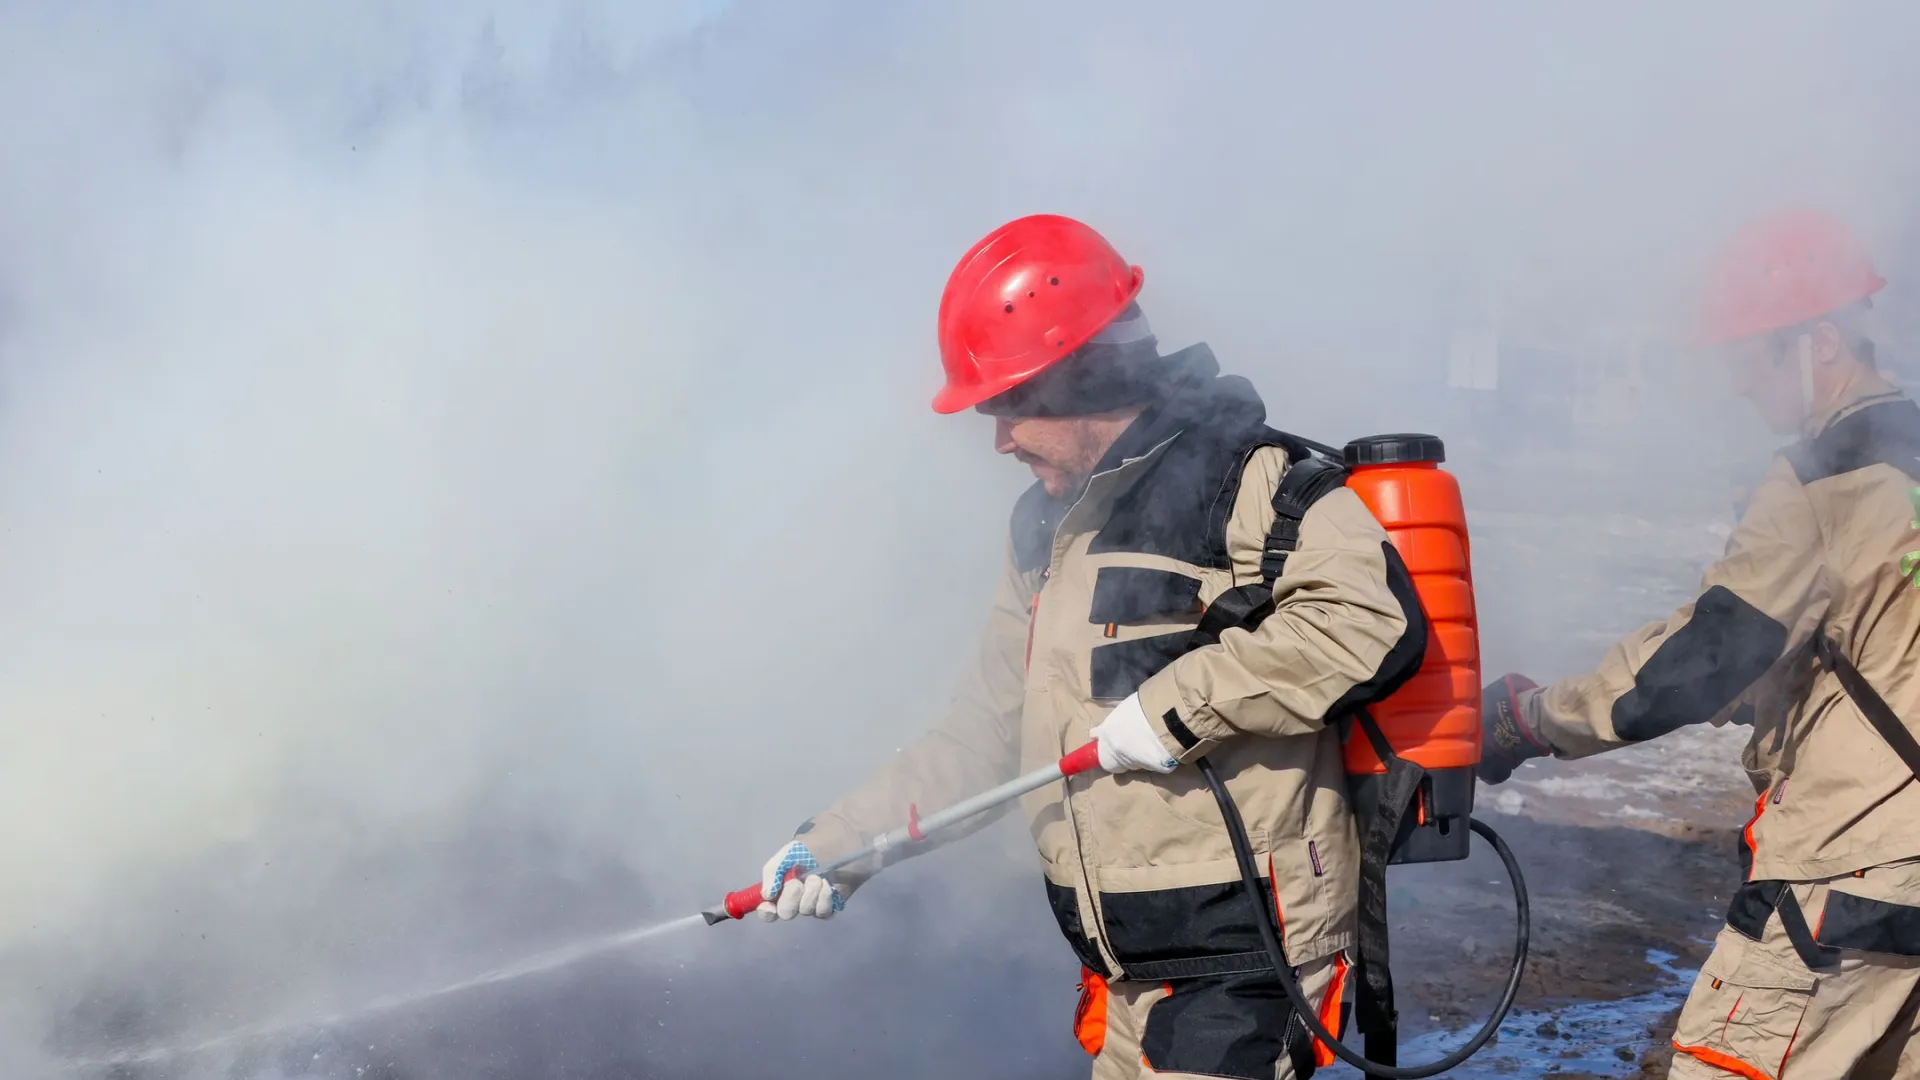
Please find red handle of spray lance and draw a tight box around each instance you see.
[1057,740,1102,777]
[705,740,1104,923]
[719,868,800,921]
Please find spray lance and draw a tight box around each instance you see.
[701,741,1106,923]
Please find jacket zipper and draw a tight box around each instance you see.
[1047,439,1178,978]
[1025,568,1047,674]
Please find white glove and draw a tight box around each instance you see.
[1091,693,1180,774]
[756,840,844,922]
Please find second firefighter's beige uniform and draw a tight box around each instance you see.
[1518,377,1920,1079]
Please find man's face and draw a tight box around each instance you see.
[1720,335,1807,435]
[1717,322,1843,436]
[994,414,1127,497]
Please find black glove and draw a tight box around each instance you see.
[1478,673,1547,785]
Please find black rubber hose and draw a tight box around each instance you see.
[1197,756,1530,1079]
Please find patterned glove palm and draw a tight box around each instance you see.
[1479,673,1548,785]
[757,841,846,922]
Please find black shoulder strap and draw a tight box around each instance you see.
[1348,707,1418,1064]
[1813,635,1920,781]
[1183,435,1410,1063]
[1731,634,1920,971]
[1187,441,1350,651]
[1259,454,1353,584]
[1727,879,1841,971]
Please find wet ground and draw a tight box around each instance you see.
[1385,948,1696,1079]
[1324,725,1753,1079]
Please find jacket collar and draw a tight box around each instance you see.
[1031,345,1274,546]
[1809,368,1905,439]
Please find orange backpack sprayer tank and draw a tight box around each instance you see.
[1340,434,1481,864]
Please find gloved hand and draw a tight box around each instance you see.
[1479,673,1548,785]
[1091,693,1180,774]
[756,841,845,922]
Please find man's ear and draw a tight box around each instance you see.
[1810,320,1847,367]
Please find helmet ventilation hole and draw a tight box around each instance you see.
[1003,302,1015,313]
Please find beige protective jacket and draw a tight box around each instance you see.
[1521,377,1920,883]
[794,369,1422,978]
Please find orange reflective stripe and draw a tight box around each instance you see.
[1742,790,1768,880]
[1672,1041,1776,1080]
[1074,968,1108,1056]
[1025,591,1041,673]
[1779,1014,1806,1075]
[1313,954,1351,1067]
[1265,854,1287,935]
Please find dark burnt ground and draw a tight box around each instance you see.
[1383,814,1736,1041]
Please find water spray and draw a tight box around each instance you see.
[65,914,710,1070]
[60,742,1105,1072]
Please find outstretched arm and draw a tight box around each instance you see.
[764,541,1032,913]
[1495,455,1829,774]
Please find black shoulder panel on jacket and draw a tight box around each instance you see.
[1088,427,1263,568]
[1319,540,1429,721]
[1010,481,1065,573]
[1785,398,1920,484]
[1611,584,1788,742]
[1090,424,1316,568]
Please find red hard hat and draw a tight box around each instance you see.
[933,214,1145,414]
[1697,208,1887,346]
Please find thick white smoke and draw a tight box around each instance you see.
[1,1,1917,1076]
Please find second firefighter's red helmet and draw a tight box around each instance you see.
[1698,208,1887,346]
[933,214,1145,414]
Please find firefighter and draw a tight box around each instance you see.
[754,214,1426,1079]
[1479,207,1920,1079]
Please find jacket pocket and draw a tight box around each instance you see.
[1141,969,1312,1080]
[1088,566,1202,624]
[1671,927,1815,1080]
[1090,632,1190,701]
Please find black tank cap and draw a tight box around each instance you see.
[1343,433,1446,466]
